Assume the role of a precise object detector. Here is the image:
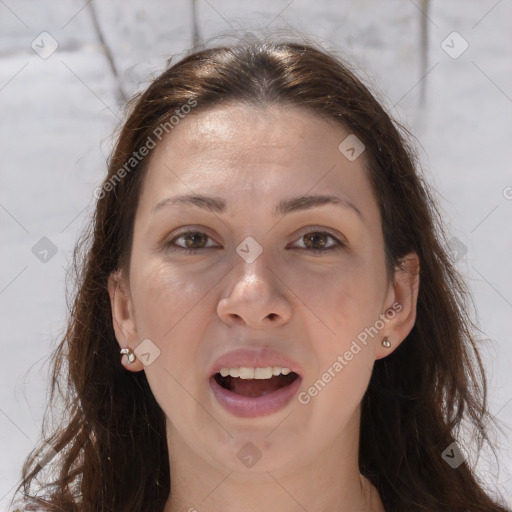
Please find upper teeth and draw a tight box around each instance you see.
[219,367,292,379]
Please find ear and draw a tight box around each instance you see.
[107,270,144,372]
[374,252,420,360]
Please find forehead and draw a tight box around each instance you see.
[169,103,335,154]
[137,102,376,217]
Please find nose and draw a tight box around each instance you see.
[217,253,293,329]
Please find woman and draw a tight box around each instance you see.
[11,34,511,512]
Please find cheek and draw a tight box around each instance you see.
[130,262,214,416]
[131,259,218,339]
[296,265,380,436]
[129,261,214,393]
[294,250,387,401]
[294,256,388,339]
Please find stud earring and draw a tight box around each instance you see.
[381,337,391,348]
[120,347,136,365]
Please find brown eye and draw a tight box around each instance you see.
[165,228,345,256]
[292,230,345,254]
[181,231,208,249]
[166,231,218,254]
[303,232,329,250]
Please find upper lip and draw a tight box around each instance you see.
[209,347,304,378]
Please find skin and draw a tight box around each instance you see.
[108,103,420,512]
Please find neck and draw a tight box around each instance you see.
[163,417,385,512]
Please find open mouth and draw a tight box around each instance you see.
[213,371,300,398]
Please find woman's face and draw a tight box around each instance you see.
[110,103,418,477]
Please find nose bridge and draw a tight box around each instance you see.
[233,234,275,292]
[218,235,292,327]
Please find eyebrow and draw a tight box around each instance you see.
[152,193,363,220]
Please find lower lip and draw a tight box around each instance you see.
[209,375,302,418]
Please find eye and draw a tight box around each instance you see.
[164,228,346,255]
[165,230,219,254]
[290,230,346,254]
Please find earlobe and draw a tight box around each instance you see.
[375,252,420,360]
[107,270,144,372]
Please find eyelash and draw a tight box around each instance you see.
[165,228,346,255]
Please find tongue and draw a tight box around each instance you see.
[228,375,293,397]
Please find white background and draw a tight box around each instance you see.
[1,0,511,509]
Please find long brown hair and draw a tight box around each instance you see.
[10,33,511,512]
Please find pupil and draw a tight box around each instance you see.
[306,232,326,249]
[186,232,206,248]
